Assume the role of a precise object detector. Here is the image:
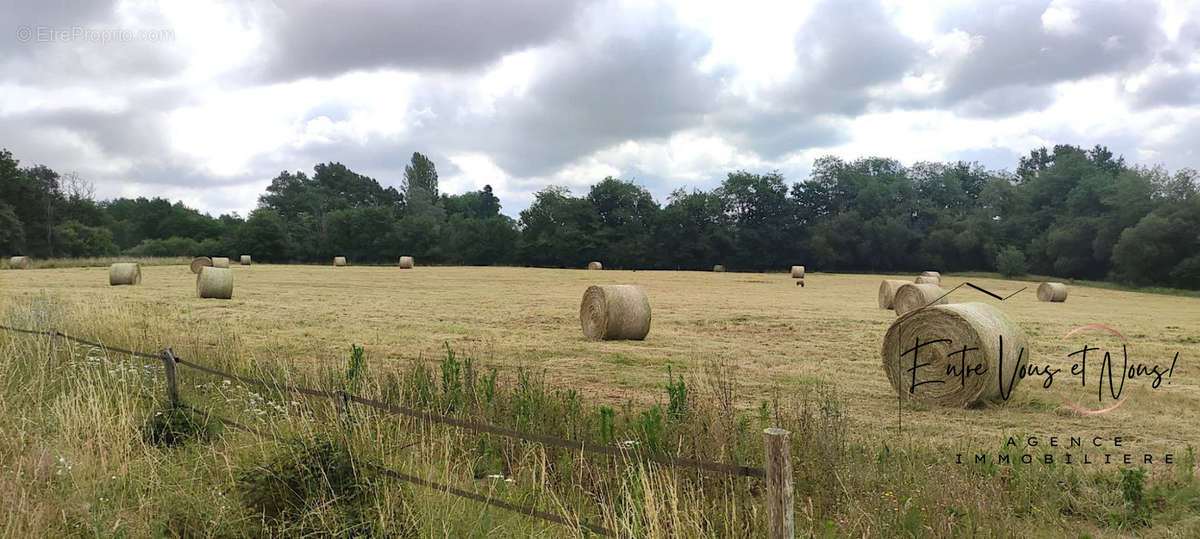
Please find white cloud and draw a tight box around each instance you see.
[1041,1,1082,36]
[1,0,1197,219]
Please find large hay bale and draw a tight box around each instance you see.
[893,283,947,316]
[196,267,233,299]
[914,275,940,285]
[240,255,252,265]
[333,256,347,267]
[881,302,1028,407]
[212,257,231,268]
[189,256,213,274]
[1037,282,1068,302]
[713,264,725,272]
[791,265,805,279]
[580,285,651,340]
[9,256,31,269]
[587,261,602,270]
[108,263,142,285]
[921,271,941,279]
[877,279,909,309]
[398,256,414,269]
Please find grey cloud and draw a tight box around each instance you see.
[779,0,923,115]
[931,0,1162,114]
[1159,21,1200,66]
[1128,21,1200,109]
[255,0,589,82]
[487,28,723,176]
[1,81,197,174]
[2,0,116,32]
[386,6,724,178]
[951,85,1055,117]
[2,0,186,85]
[1130,70,1200,108]
[703,0,916,159]
[713,109,847,160]
[1142,117,1200,172]
[4,0,1199,220]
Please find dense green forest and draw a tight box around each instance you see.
[1,145,1197,288]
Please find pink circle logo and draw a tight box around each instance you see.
[1056,325,1129,414]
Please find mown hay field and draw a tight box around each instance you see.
[3,263,1198,457]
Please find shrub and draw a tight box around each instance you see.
[235,434,387,534]
[53,220,119,257]
[995,246,1028,277]
[1169,254,1200,289]
[142,404,223,447]
[126,236,202,257]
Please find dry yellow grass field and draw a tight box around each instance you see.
[3,264,1197,459]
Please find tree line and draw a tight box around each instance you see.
[1,145,1197,289]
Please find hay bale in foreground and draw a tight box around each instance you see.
[1037,282,1068,302]
[877,279,910,309]
[713,264,725,272]
[108,263,141,285]
[791,265,805,279]
[9,256,31,269]
[398,256,414,269]
[240,255,252,265]
[212,257,231,268]
[334,256,347,267]
[893,283,947,316]
[580,285,651,340]
[196,267,233,299]
[587,261,602,270]
[881,302,1028,407]
[189,256,213,274]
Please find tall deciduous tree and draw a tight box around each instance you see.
[403,152,439,209]
[518,187,600,268]
[587,177,659,269]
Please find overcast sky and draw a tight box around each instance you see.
[3,0,1198,217]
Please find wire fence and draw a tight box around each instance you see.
[0,322,783,537]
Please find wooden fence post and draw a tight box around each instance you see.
[764,427,794,539]
[160,348,180,406]
[337,391,352,429]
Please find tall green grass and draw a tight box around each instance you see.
[0,294,1196,537]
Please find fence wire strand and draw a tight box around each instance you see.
[0,322,763,535]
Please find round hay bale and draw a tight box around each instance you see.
[334,256,347,267]
[189,256,213,274]
[587,261,602,270]
[240,255,252,265]
[877,279,910,309]
[1037,282,1068,302]
[713,264,725,272]
[580,285,651,340]
[893,283,947,316]
[914,275,940,285]
[791,265,805,279]
[921,271,941,279]
[9,256,32,269]
[211,257,231,268]
[881,302,1028,407]
[398,256,414,269]
[196,267,233,299]
[108,263,141,285]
